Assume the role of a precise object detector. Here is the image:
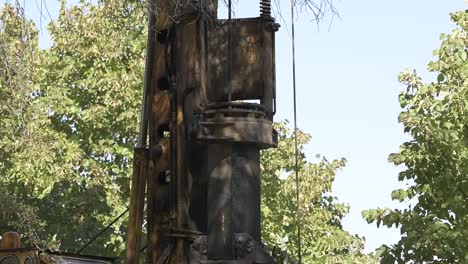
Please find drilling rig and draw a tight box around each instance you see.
[125,0,280,263]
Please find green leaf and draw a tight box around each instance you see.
[437,74,445,82]
[366,9,468,263]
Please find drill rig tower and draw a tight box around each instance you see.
[126,1,279,263]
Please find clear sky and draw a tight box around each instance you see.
[18,0,467,253]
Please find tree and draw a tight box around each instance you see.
[0,4,39,184]
[363,10,468,264]
[0,4,61,250]
[36,0,147,255]
[1,1,143,254]
[262,122,377,263]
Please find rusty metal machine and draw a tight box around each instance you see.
[125,0,280,263]
[0,232,113,264]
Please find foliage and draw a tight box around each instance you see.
[0,4,58,250]
[36,0,147,255]
[262,122,377,263]
[363,10,468,264]
[0,1,145,255]
[0,4,39,184]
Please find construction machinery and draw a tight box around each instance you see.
[126,0,280,263]
[0,232,114,264]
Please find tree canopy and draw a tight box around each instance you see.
[363,10,468,264]
[262,123,377,263]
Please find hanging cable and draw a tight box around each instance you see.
[290,0,302,263]
[77,208,129,254]
[227,0,233,102]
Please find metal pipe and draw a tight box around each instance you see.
[126,1,156,263]
[232,144,261,242]
[138,0,157,148]
[206,143,262,260]
[207,144,235,260]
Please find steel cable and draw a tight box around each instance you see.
[290,0,302,263]
[77,208,129,254]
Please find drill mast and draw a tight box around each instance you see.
[126,1,279,263]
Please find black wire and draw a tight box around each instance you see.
[227,0,232,102]
[77,208,129,254]
[290,0,302,263]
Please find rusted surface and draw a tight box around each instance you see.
[206,144,235,260]
[0,232,21,249]
[191,234,274,263]
[0,251,113,264]
[128,1,279,263]
[151,91,170,128]
[147,139,171,264]
[0,249,38,264]
[198,118,274,147]
[146,1,177,261]
[208,18,276,108]
[209,18,262,101]
[125,148,148,264]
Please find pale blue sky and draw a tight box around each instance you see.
[18,0,466,253]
